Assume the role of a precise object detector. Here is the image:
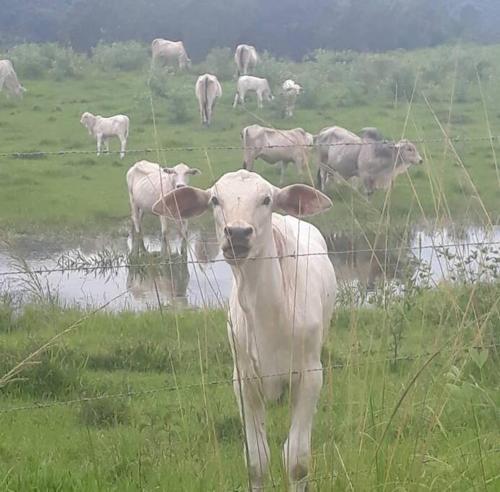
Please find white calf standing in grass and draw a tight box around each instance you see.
[233,76,274,109]
[80,112,129,159]
[195,73,222,126]
[282,79,302,117]
[126,160,201,249]
[153,169,336,491]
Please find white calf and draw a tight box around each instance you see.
[126,161,200,247]
[153,170,336,491]
[233,76,273,109]
[282,79,302,117]
[80,112,129,159]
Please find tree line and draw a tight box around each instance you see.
[0,0,498,60]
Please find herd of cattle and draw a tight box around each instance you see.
[1,41,424,199]
[1,39,425,491]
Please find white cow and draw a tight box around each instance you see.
[282,79,302,117]
[195,73,222,126]
[0,59,26,98]
[234,44,259,77]
[153,170,336,491]
[126,160,200,248]
[242,124,314,184]
[80,112,129,159]
[233,76,274,109]
[151,39,191,70]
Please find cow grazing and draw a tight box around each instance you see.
[0,59,26,98]
[151,39,191,70]
[316,126,423,194]
[282,79,302,117]
[242,124,314,185]
[152,169,336,491]
[233,76,273,109]
[234,44,258,77]
[358,137,423,193]
[195,73,222,126]
[80,112,129,159]
[126,161,201,249]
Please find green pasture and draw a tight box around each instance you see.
[0,284,499,490]
[0,43,499,237]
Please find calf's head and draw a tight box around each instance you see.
[80,112,95,134]
[395,140,423,166]
[163,163,201,189]
[153,170,332,264]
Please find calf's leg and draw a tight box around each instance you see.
[96,135,102,156]
[119,135,127,159]
[233,369,270,491]
[284,369,323,491]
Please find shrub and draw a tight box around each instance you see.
[7,44,47,78]
[199,47,234,81]
[91,41,148,72]
[7,43,87,80]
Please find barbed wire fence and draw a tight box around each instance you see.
[0,133,498,161]
[0,130,499,489]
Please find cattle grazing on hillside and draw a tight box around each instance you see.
[242,124,314,184]
[282,79,302,117]
[195,73,222,126]
[233,76,273,109]
[152,169,336,491]
[0,59,26,98]
[234,44,258,77]
[80,112,129,159]
[316,126,423,194]
[126,160,200,251]
[151,39,191,70]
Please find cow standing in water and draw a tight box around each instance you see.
[195,74,222,126]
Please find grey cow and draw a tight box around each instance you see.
[316,126,423,194]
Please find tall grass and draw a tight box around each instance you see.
[0,283,498,489]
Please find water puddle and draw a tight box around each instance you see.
[0,224,498,311]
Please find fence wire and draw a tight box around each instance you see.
[0,134,499,161]
[1,343,498,415]
[0,240,498,278]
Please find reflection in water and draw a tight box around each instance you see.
[326,231,411,290]
[0,224,497,311]
[126,236,190,308]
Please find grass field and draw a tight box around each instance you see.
[0,43,499,236]
[0,42,499,491]
[0,284,499,490]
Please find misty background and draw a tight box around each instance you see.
[1,0,499,60]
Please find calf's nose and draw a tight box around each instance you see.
[224,226,254,242]
[176,183,186,189]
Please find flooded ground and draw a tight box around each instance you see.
[0,224,498,311]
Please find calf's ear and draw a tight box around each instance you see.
[274,184,332,217]
[152,186,211,219]
[188,168,201,175]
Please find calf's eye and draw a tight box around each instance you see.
[262,196,271,206]
[211,196,219,206]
